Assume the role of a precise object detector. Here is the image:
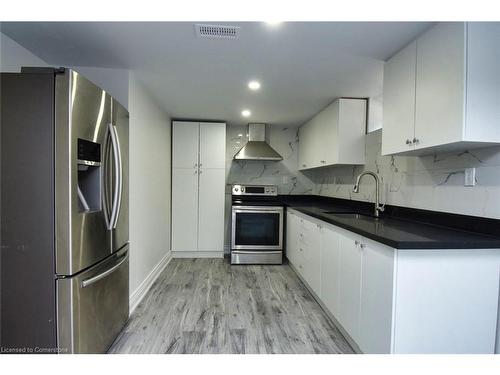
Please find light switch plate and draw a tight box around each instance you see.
[464,168,476,186]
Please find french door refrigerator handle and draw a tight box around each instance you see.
[102,125,112,230]
[110,124,123,229]
[108,124,122,229]
[80,252,128,288]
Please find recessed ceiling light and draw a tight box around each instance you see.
[241,109,251,117]
[248,80,261,90]
[238,133,243,137]
[265,21,283,27]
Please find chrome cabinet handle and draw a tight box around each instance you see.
[302,164,307,168]
[81,252,128,288]
[413,137,419,144]
[406,139,411,145]
[360,243,366,249]
[194,170,198,174]
[355,240,359,246]
[320,160,326,164]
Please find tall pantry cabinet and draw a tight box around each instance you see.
[171,121,226,257]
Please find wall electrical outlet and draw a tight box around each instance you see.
[464,168,476,186]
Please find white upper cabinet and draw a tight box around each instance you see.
[298,98,366,170]
[199,122,226,169]
[172,121,200,168]
[382,41,417,155]
[414,22,465,150]
[382,22,500,156]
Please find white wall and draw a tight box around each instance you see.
[1,32,128,108]
[128,72,172,294]
[1,32,49,70]
[73,66,129,109]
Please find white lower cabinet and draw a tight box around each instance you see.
[286,211,299,266]
[285,208,500,354]
[319,225,341,318]
[337,231,363,344]
[358,239,395,354]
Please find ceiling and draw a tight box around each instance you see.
[0,22,433,127]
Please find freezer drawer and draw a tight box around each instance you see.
[57,246,129,353]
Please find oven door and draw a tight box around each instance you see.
[231,206,283,250]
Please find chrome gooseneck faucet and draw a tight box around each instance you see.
[353,171,385,218]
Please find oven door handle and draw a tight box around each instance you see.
[232,207,284,214]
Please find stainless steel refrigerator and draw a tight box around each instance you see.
[0,68,129,353]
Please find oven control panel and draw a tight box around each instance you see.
[232,184,277,196]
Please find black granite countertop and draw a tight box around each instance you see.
[279,195,500,250]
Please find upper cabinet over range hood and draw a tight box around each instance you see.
[233,123,283,161]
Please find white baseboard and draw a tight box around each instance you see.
[172,251,224,258]
[129,251,172,314]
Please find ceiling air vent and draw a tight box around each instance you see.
[195,24,240,39]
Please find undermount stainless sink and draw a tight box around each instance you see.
[322,211,376,219]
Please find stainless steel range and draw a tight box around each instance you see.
[231,184,283,265]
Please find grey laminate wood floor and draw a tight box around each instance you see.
[108,258,354,354]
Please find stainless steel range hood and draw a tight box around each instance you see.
[233,123,283,161]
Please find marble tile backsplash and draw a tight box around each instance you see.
[306,129,500,220]
[225,125,315,194]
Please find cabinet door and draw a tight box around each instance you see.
[358,241,395,354]
[298,122,312,170]
[197,168,225,252]
[171,168,199,251]
[382,41,417,155]
[338,231,362,343]
[319,101,339,166]
[286,212,299,266]
[337,98,366,164]
[199,122,226,169]
[320,225,341,318]
[300,221,321,295]
[414,22,465,150]
[172,121,199,168]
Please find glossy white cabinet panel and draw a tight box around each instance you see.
[414,22,465,150]
[286,211,300,267]
[381,41,416,155]
[319,224,341,318]
[172,121,199,168]
[465,22,500,142]
[337,231,362,344]
[337,99,367,165]
[197,168,225,252]
[199,122,226,169]
[298,98,366,170]
[171,168,199,251]
[393,250,500,354]
[358,240,395,354]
